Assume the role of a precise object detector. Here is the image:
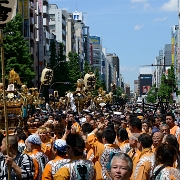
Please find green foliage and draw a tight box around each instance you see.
[68,52,81,91]
[93,68,106,95]
[2,13,35,87]
[84,60,93,74]
[49,41,57,67]
[49,42,70,96]
[158,74,170,100]
[146,84,157,103]
[116,87,124,97]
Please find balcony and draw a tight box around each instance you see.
[62,18,66,26]
[62,29,66,36]
[30,47,34,54]
[62,40,66,46]
[30,32,34,40]
[43,5,48,14]
[46,44,49,51]
[36,30,39,41]
[45,31,50,39]
[43,18,49,26]
[30,2,34,9]
[30,17,34,25]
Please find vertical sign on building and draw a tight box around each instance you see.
[171,36,174,65]
[38,0,43,44]
[38,0,44,72]
[24,0,29,38]
[18,0,23,15]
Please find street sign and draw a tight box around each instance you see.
[0,0,17,25]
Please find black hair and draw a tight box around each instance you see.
[86,114,93,119]
[81,123,94,134]
[117,127,129,141]
[95,131,103,143]
[14,127,23,134]
[138,133,153,148]
[61,114,67,119]
[129,117,142,130]
[55,115,61,122]
[106,121,115,131]
[164,134,179,153]
[49,113,54,117]
[66,133,85,156]
[9,135,18,149]
[0,132,5,146]
[102,128,116,144]
[16,132,27,142]
[54,123,65,137]
[166,112,175,120]
[156,144,177,166]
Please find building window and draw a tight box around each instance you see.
[73,15,79,20]
[49,14,55,21]
[49,25,55,31]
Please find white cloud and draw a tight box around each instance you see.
[134,25,143,30]
[131,0,147,2]
[143,3,151,10]
[161,0,177,12]
[153,16,168,23]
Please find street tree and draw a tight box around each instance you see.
[68,52,81,91]
[2,13,35,87]
[52,43,70,96]
[158,73,170,101]
[94,68,106,95]
[146,84,157,103]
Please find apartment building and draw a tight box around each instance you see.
[106,53,120,92]
[49,5,67,48]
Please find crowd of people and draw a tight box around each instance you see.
[1,105,180,180]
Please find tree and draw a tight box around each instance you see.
[2,13,35,87]
[68,52,81,91]
[94,68,106,95]
[146,84,157,103]
[83,60,93,76]
[50,42,69,96]
[158,74,170,100]
[49,41,57,68]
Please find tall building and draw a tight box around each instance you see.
[66,14,76,58]
[134,80,139,96]
[90,36,102,76]
[106,53,120,92]
[154,50,163,88]
[49,5,68,48]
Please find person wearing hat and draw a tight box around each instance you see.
[54,133,95,180]
[26,134,49,180]
[42,139,70,180]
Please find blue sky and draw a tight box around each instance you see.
[50,0,178,90]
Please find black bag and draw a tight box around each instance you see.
[150,165,166,180]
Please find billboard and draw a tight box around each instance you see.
[139,74,152,96]
[90,36,100,44]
